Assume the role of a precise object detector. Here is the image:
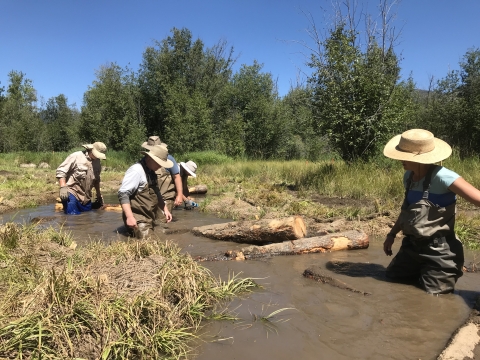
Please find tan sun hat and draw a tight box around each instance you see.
[141,145,173,168]
[383,129,452,164]
[141,135,168,150]
[83,142,107,160]
[180,161,197,177]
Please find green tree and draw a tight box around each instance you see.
[420,48,480,156]
[138,28,235,152]
[0,71,44,152]
[308,24,414,161]
[41,94,80,151]
[80,63,146,154]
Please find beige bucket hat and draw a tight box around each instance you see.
[83,142,107,160]
[180,161,197,177]
[383,129,452,164]
[141,136,168,150]
[141,145,173,168]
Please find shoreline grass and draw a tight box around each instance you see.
[0,222,257,359]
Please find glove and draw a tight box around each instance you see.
[59,186,69,201]
[91,195,104,209]
[184,200,199,210]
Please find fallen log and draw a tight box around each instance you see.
[188,185,207,194]
[55,203,123,212]
[192,216,307,245]
[303,265,371,296]
[195,229,369,261]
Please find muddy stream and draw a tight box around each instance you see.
[1,194,479,360]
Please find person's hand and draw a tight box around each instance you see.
[126,215,138,228]
[174,195,183,207]
[164,207,173,223]
[59,186,69,201]
[384,234,395,256]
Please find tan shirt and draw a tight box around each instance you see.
[56,151,101,204]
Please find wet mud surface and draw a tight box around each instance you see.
[1,194,479,360]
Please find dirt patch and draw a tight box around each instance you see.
[309,193,376,210]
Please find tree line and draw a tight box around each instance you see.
[1,24,479,162]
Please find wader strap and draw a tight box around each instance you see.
[422,165,437,199]
[139,159,158,188]
[402,165,437,208]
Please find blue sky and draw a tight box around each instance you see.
[1,0,479,108]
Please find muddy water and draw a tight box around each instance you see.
[1,194,479,360]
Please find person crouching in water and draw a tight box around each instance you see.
[179,160,199,209]
[56,142,107,214]
[118,145,173,239]
[383,129,480,294]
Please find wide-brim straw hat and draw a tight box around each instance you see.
[383,129,452,164]
[180,161,197,177]
[141,136,167,150]
[82,142,107,160]
[141,145,173,168]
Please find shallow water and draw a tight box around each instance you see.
[1,194,479,360]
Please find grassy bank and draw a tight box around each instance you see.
[0,222,257,358]
[1,150,480,248]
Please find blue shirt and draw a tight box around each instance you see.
[165,155,180,175]
[403,166,460,207]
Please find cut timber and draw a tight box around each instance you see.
[191,216,306,244]
[195,229,368,261]
[188,185,207,194]
[303,265,371,296]
[54,203,122,212]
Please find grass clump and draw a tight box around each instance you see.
[0,222,257,359]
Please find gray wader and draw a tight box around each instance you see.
[123,161,160,239]
[386,166,464,294]
[156,167,176,223]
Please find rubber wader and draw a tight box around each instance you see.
[124,161,159,239]
[386,166,464,294]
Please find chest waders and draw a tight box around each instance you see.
[124,160,159,239]
[156,167,175,222]
[386,166,464,294]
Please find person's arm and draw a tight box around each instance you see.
[56,154,75,200]
[449,177,480,207]
[173,173,183,206]
[121,203,138,228]
[118,165,142,228]
[383,215,402,256]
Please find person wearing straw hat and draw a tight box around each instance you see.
[179,160,199,209]
[56,142,107,215]
[383,129,480,294]
[141,136,184,218]
[118,144,174,239]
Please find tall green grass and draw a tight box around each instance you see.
[0,222,257,359]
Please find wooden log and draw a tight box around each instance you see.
[188,185,207,194]
[192,216,307,244]
[54,203,123,212]
[303,265,371,296]
[195,229,368,261]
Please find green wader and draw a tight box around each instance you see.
[156,167,175,223]
[123,162,160,239]
[386,166,464,294]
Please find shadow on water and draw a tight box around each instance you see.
[1,195,480,359]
